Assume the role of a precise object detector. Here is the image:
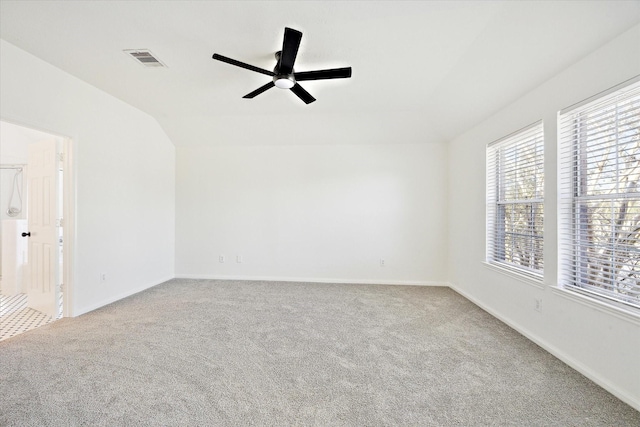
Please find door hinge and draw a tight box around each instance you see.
[58,153,64,162]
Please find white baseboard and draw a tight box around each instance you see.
[73,275,174,317]
[448,282,640,412]
[174,273,445,287]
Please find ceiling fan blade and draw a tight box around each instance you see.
[243,82,275,99]
[290,83,316,104]
[212,53,274,77]
[278,27,302,75]
[294,67,352,81]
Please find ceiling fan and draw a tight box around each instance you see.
[212,27,352,104]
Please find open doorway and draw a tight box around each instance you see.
[0,120,73,341]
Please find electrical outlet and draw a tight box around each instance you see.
[100,273,107,283]
[380,259,385,267]
[219,255,225,263]
[237,255,243,263]
[534,298,542,312]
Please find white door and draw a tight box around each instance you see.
[25,139,59,318]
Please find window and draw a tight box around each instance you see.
[487,121,544,277]
[559,79,640,311]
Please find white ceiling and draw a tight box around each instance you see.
[1,1,639,147]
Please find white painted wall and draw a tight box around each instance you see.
[448,25,640,410]
[0,40,175,316]
[1,121,34,163]
[0,125,29,226]
[176,143,448,285]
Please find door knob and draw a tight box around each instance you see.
[21,232,31,237]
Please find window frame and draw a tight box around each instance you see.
[486,121,545,279]
[558,77,640,313]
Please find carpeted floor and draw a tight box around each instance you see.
[0,279,638,426]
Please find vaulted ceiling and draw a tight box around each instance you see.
[1,1,639,147]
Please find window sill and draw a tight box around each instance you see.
[482,262,544,289]
[551,286,640,325]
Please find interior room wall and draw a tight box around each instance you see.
[176,142,448,285]
[0,122,32,163]
[0,124,29,225]
[0,40,176,316]
[447,24,640,410]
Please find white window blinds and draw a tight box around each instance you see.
[559,79,640,311]
[487,121,544,277]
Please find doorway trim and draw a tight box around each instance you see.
[61,136,74,318]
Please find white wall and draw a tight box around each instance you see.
[0,40,175,316]
[0,124,29,223]
[448,25,640,410]
[1,121,35,163]
[176,142,448,285]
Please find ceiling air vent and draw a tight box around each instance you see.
[123,49,166,68]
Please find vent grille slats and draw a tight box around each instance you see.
[123,49,166,68]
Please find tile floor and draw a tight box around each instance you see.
[0,293,58,342]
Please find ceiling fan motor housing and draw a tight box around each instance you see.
[274,74,295,89]
[273,51,295,88]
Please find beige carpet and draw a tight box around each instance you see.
[0,279,638,426]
